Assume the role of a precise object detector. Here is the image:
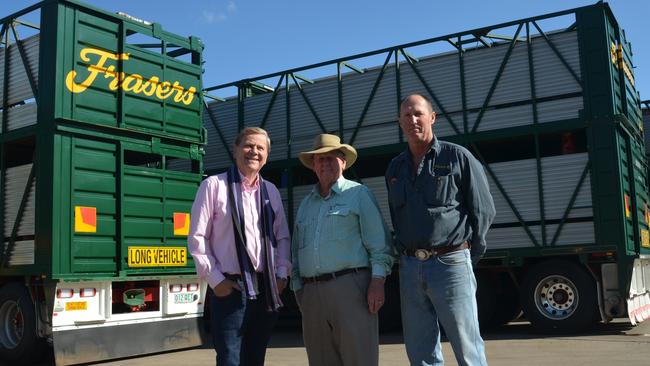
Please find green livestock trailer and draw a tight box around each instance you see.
[0,1,206,364]
[203,1,650,334]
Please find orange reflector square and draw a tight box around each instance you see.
[74,206,97,233]
[173,212,190,236]
[624,195,631,218]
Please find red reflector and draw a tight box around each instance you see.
[169,284,183,293]
[57,289,74,298]
[186,283,199,292]
[80,288,96,297]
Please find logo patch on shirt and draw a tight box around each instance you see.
[433,164,451,175]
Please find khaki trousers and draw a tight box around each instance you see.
[296,270,378,366]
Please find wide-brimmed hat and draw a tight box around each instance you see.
[299,134,357,170]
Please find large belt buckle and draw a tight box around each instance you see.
[414,249,432,261]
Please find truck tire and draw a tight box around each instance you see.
[0,283,45,365]
[491,273,521,327]
[520,260,598,334]
[477,272,520,329]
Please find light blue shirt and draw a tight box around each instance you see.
[291,176,394,291]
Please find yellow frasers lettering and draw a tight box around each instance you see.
[155,81,172,99]
[122,74,144,92]
[181,87,197,105]
[65,47,196,105]
[65,48,126,93]
[136,76,160,96]
[610,43,618,66]
[610,42,635,86]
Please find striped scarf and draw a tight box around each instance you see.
[227,165,282,311]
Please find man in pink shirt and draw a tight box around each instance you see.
[188,127,291,366]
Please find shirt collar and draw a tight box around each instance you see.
[310,175,345,199]
[405,135,440,162]
[331,175,345,194]
[238,170,260,192]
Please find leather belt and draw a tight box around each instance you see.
[403,242,469,261]
[301,267,368,284]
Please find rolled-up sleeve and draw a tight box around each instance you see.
[463,154,496,263]
[188,179,224,289]
[358,186,395,278]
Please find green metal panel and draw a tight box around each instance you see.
[50,131,201,280]
[42,0,204,144]
[68,136,117,274]
[1,0,205,280]
[576,3,649,263]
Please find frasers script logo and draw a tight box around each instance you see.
[65,48,197,105]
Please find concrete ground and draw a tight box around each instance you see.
[14,318,650,365]
[88,318,650,366]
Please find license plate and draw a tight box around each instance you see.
[641,229,650,248]
[65,301,87,311]
[174,293,196,304]
[128,246,187,267]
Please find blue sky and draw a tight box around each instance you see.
[5,0,650,100]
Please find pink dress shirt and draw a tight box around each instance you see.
[188,171,292,289]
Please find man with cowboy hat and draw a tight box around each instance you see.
[291,133,394,366]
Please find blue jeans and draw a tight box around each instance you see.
[209,279,279,366]
[399,249,487,366]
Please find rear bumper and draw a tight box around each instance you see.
[52,316,208,365]
[627,257,650,325]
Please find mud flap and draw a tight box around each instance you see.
[627,258,650,325]
[52,317,207,365]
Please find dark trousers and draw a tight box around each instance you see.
[209,279,279,366]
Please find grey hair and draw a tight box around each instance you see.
[234,127,271,152]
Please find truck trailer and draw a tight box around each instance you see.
[202,1,650,333]
[0,1,206,364]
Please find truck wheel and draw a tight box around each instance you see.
[520,260,598,334]
[0,283,44,365]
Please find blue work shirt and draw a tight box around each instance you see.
[290,176,394,292]
[385,137,495,263]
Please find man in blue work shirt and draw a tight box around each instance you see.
[291,133,394,366]
[386,94,495,366]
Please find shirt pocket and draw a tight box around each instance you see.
[326,207,354,241]
[423,174,457,207]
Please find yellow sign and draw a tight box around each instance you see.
[65,301,88,311]
[128,246,187,267]
[641,229,650,248]
[65,48,197,105]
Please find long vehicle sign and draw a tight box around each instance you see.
[128,246,187,267]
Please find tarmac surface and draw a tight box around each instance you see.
[14,318,650,365]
